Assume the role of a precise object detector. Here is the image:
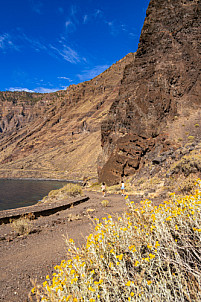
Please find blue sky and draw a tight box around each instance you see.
[0,0,150,93]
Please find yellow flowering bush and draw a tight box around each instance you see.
[34,180,201,301]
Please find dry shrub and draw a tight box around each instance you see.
[170,152,201,176]
[10,215,33,235]
[32,180,201,302]
[41,183,82,203]
[101,199,109,207]
[67,214,81,222]
[60,183,82,197]
[107,182,134,194]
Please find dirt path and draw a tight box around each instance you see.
[0,191,132,302]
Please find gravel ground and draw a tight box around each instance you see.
[0,191,133,302]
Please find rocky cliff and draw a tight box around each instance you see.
[98,0,201,185]
[0,0,200,188]
[0,54,134,180]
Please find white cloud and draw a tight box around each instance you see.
[65,20,72,28]
[50,44,80,64]
[34,87,60,93]
[105,21,119,36]
[19,33,47,52]
[65,5,79,33]
[58,76,72,82]
[94,9,102,18]
[9,87,35,93]
[1,31,82,65]
[77,64,110,82]
[60,86,68,90]
[83,15,88,24]
[8,86,61,93]
[0,33,19,51]
[0,34,8,48]
[70,5,77,18]
[129,32,138,38]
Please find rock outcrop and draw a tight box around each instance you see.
[98,0,200,185]
[0,0,200,185]
[0,54,134,180]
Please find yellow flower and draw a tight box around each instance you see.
[129,245,136,252]
[89,286,95,292]
[147,280,152,285]
[31,287,35,294]
[126,280,131,286]
[155,241,160,248]
[131,292,134,297]
[134,260,139,266]
[125,195,129,199]
[149,253,155,259]
[116,254,123,260]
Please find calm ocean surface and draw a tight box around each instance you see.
[0,179,68,211]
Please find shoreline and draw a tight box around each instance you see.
[0,195,89,225]
[0,178,85,213]
[0,177,83,183]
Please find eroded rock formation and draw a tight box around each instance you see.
[98,0,200,185]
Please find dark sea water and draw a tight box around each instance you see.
[0,179,68,211]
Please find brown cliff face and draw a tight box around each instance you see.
[0,54,134,180]
[99,0,201,185]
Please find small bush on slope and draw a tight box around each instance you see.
[10,215,33,235]
[32,180,201,302]
[41,183,82,203]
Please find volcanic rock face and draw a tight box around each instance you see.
[98,0,201,185]
[0,54,134,180]
[0,0,200,184]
